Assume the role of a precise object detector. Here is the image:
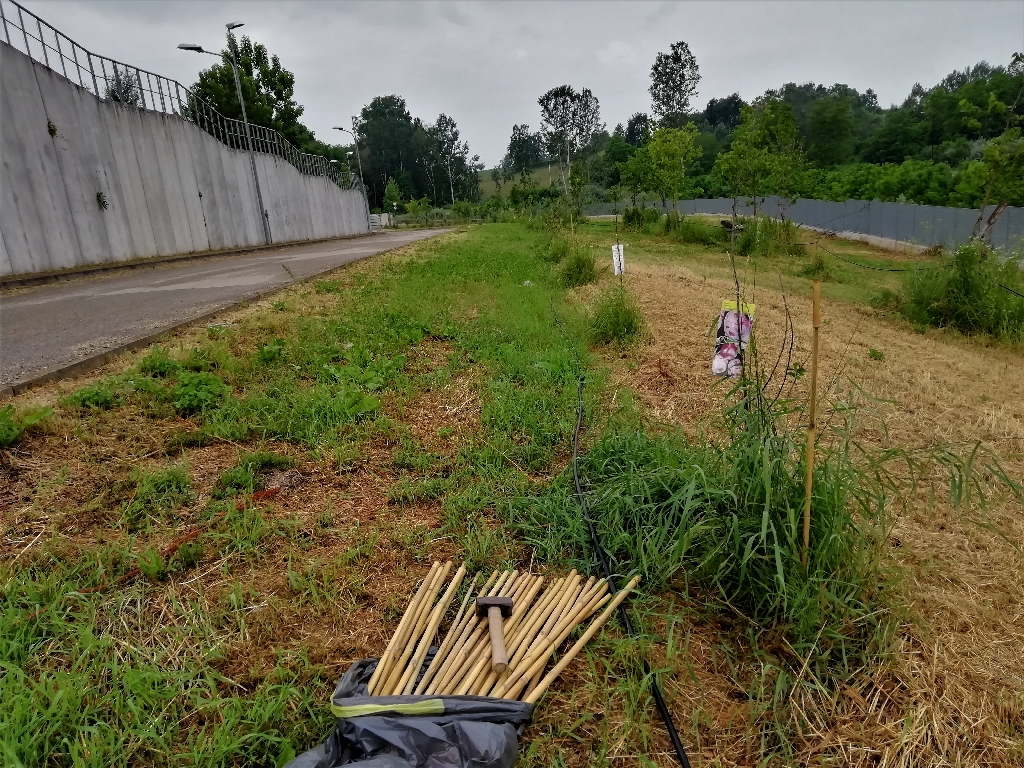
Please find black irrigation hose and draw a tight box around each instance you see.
[571,378,693,768]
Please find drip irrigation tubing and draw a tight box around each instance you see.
[571,377,693,768]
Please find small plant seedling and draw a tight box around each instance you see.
[273,300,287,311]
[47,120,57,137]
[96,191,108,211]
[868,348,885,361]
[137,548,166,580]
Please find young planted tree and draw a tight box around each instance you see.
[713,99,805,216]
[619,146,654,206]
[646,124,702,208]
[649,41,701,127]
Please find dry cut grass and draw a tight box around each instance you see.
[594,240,1024,766]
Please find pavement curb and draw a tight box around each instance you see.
[0,231,381,290]
[1,230,448,400]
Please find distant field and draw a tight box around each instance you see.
[478,165,560,198]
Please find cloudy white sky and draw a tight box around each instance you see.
[23,1,1024,166]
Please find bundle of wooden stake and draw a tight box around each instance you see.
[366,561,640,704]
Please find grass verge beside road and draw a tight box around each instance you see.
[2,220,1022,767]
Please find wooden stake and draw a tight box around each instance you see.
[398,564,467,694]
[499,587,611,700]
[803,279,821,569]
[381,561,451,695]
[367,561,439,696]
[523,576,641,704]
[415,573,480,694]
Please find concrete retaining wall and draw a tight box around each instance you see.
[0,41,369,276]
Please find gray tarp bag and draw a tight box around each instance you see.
[285,653,534,768]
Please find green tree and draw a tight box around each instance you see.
[192,34,314,149]
[619,146,654,206]
[807,96,855,166]
[646,125,702,207]
[503,123,544,180]
[649,41,701,126]
[383,177,402,218]
[713,100,804,215]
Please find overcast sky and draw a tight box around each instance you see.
[24,1,1024,166]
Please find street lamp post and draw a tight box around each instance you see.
[333,121,371,232]
[178,22,272,246]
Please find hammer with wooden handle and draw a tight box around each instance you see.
[475,596,513,673]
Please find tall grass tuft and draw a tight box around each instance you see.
[511,350,1010,671]
[559,248,596,288]
[589,286,645,346]
[903,240,1024,340]
[737,216,805,257]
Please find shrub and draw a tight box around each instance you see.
[0,404,52,447]
[622,206,660,231]
[559,250,596,288]
[799,252,833,280]
[65,382,121,409]
[589,286,645,346]
[172,372,227,414]
[138,348,181,378]
[670,216,728,247]
[543,236,573,263]
[903,241,1024,340]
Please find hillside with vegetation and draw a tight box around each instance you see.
[485,50,1024,220]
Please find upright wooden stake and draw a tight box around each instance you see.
[802,279,821,569]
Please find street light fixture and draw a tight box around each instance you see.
[334,121,373,232]
[332,122,365,189]
[178,22,272,246]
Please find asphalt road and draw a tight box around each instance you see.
[0,229,448,390]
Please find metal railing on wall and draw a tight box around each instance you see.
[0,0,361,193]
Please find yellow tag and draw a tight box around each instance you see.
[721,300,755,314]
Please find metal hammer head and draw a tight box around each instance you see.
[475,596,512,617]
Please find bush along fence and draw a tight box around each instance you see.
[586,197,1024,253]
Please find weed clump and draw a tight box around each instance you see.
[138,348,181,378]
[0,404,52,447]
[559,249,596,288]
[65,382,122,409]
[172,372,227,414]
[903,241,1024,340]
[668,215,727,247]
[589,286,645,346]
[215,451,294,498]
[737,216,805,257]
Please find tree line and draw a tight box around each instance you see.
[188,35,481,210]
[492,45,1024,230]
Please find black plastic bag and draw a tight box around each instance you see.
[285,655,534,768]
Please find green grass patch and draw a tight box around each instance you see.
[589,285,645,346]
